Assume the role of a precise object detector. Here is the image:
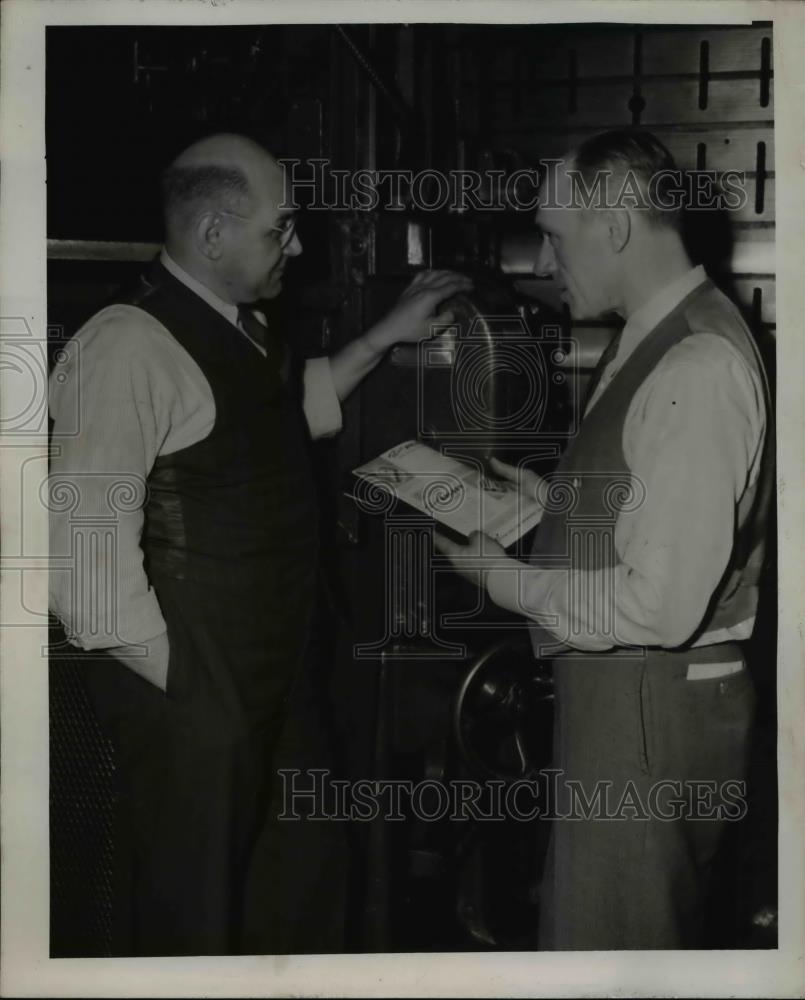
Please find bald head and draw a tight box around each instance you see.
[161,133,284,241]
[158,133,299,305]
[171,133,275,174]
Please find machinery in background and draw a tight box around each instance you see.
[46,22,777,955]
[333,266,570,950]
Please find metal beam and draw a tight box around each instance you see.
[47,240,160,262]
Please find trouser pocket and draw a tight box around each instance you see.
[637,663,652,775]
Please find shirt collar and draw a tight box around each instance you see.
[160,248,241,328]
[616,264,707,366]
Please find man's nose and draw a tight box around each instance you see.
[533,233,557,279]
[283,230,303,258]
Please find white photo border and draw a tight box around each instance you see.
[1,1,803,996]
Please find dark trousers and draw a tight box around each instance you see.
[538,642,756,950]
[81,575,346,956]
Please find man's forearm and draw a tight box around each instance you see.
[328,320,396,401]
[484,557,528,616]
[328,268,471,401]
[486,555,702,652]
[485,559,615,652]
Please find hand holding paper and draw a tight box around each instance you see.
[433,529,507,589]
[352,441,543,547]
[488,456,546,507]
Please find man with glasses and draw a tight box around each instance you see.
[49,133,470,955]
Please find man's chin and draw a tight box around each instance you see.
[261,275,284,299]
[559,289,581,316]
[565,297,600,321]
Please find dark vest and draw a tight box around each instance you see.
[529,278,773,659]
[118,262,319,595]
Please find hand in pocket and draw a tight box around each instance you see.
[107,631,170,692]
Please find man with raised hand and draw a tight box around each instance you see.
[49,132,470,955]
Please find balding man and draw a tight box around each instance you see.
[49,133,470,956]
[437,129,772,949]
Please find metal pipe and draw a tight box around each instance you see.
[47,240,159,262]
[499,232,775,276]
[334,25,413,128]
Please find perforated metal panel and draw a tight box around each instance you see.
[486,24,775,329]
[49,622,116,957]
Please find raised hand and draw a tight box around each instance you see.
[372,269,473,347]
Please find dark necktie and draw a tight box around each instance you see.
[581,328,623,415]
[237,305,287,377]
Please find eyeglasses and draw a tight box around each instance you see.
[217,209,297,249]
[270,215,297,249]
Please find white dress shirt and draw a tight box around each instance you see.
[49,251,342,649]
[488,266,767,651]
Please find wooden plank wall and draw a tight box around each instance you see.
[455,23,774,390]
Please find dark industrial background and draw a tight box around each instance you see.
[47,21,777,956]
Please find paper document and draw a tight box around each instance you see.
[352,440,542,547]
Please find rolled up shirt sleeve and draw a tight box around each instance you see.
[49,308,182,649]
[502,335,765,651]
[302,357,343,439]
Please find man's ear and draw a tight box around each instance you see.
[195,212,224,261]
[604,208,631,254]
